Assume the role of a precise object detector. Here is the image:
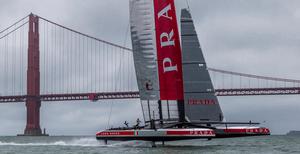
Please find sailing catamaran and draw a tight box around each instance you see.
[96,0,270,144]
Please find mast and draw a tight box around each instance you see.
[158,100,163,125]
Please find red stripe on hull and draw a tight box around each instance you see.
[96,131,135,136]
[166,130,215,136]
[222,128,270,134]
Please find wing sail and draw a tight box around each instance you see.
[130,0,184,125]
[181,9,224,122]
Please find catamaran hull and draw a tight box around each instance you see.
[96,128,215,142]
[96,136,214,142]
[215,127,270,138]
[96,127,270,142]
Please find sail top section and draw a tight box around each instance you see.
[130,0,184,101]
[181,9,206,64]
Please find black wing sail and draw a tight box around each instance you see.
[181,9,224,122]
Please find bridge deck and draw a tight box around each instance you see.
[1,87,300,103]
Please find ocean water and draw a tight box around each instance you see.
[0,136,299,154]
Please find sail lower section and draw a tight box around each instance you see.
[141,100,179,124]
[181,9,224,122]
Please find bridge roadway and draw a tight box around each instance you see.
[1,87,300,103]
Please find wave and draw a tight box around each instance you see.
[0,138,151,147]
[0,138,103,147]
[109,141,151,147]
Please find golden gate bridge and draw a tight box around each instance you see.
[0,14,299,135]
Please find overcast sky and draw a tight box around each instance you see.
[1,0,300,135]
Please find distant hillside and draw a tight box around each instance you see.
[287,131,300,136]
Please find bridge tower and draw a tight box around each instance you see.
[21,14,45,136]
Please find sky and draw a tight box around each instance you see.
[1,0,300,135]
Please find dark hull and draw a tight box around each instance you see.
[215,133,271,138]
[96,136,212,142]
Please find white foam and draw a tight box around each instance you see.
[0,138,104,147]
[0,138,153,147]
[109,141,151,147]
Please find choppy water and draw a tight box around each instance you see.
[0,136,299,154]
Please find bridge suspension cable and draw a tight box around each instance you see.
[37,14,137,96]
[0,15,29,96]
[0,15,29,35]
[37,16,132,52]
[208,68,300,83]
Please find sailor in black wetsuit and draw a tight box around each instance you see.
[124,121,129,128]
